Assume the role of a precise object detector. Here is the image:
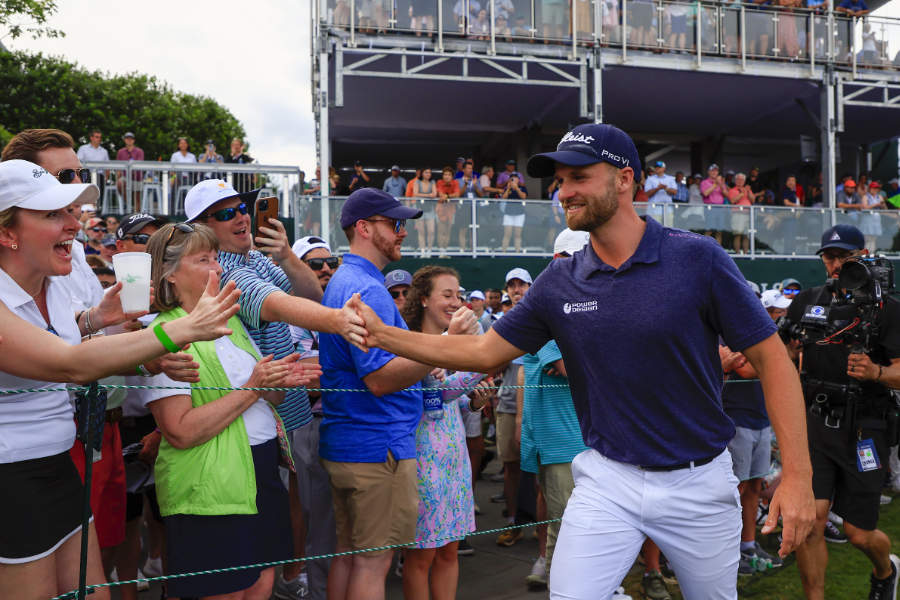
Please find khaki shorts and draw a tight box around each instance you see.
[496,411,519,464]
[321,452,417,554]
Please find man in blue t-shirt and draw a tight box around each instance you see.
[318,188,428,599]
[349,124,815,599]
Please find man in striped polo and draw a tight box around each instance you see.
[183,180,368,598]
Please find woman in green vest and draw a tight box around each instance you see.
[141,222,320,600]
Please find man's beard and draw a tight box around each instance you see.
[373,227,401,262]
[566,176,618,232]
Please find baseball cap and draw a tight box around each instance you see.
[781,277,802,290]
[527,124,642,182]
[761,289,792,310]
[85,217,105,229]
[339,188,423,229]
[817,224,865,254]
[81,203,96,213]
[692,173,702,179]
[708,163,720,171]
[390,165,400,171]
[505,267,533,285]
[468,290,485,301]
[653,160,666,168]
[456,156,466,163]
[292,235,331,259]
[844,179,857,188]
[384,269,412,289]
[505,159,517,166]
[184,179,260,222]
[123,132,135,139]
[116,213,167,240]
[501,292,511,304]
[0,160,99,212]
[889,178,899,185]
[870,181,882,188]
[101,234,117,248]
[553,228,590,255]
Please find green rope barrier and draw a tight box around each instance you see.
[51,518,562,600]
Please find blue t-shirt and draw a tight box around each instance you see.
[492,217,776,467]
[721,379,769,430]
[839,0,867,10]
[318,254,423,462]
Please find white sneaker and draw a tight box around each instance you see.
[142,555,163,578]
[612,586,633,600]
[136,568,150,592]
[525,556,547,589]
[882,494,893,506]
[828,511,844,526]
[272,571,309,599]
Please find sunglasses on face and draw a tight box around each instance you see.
[56,168,91,184]
[201,202,248,222]
[123,233,151,245]
[90,227,107,233]
[782,288,800,295]
[389,288,409,299]
[305,257,340,271]
[366,218,406,234]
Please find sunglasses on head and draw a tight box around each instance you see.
[56,168,91,184]
[389,288,409,299]
[123,233,151,245]
[201,202,248,222]
[305,257,340,271]
[164,222,195,249]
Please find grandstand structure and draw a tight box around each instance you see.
[308,0,899,280]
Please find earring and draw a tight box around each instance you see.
[10,243,16,250]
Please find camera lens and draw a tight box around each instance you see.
[838,260,870,291]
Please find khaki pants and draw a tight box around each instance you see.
[537,461,575,575]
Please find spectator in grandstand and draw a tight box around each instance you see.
[500,173,528,253]
[413,167,438,255]
[667,1,690,52]
[142,222,317,600]
[404,168,421,199]
[454,156,466,178]
[836,0,869,17]
[673,172,689,203]
[198,140,224,165]
[688,174,703,204]
[644,161,676,226]
[836,178,861,224]
[540,0,568,40]
[701,163,729,245]
[330,170,349,196]
[400,265,487,600]
[349,161,371,191]
[116,132,144,213]
[497,159,522,188]
[779,175,802,254]
[305,166,322,195]
[435,166,461,256]
[317,188,425,600]
[456,161,480,251]
[83,216,107,255]
[169,137,197,199]
[748,167,766,202]
[479,165,501,197]
[383,165,407,198]
[729,172,754,253]
[471,8,490,38]
[225,137,256,194]
[777,0,801,60]
[385,269,413,312]
[411,0,436,35]
[633,173,649,204]
[495,12,512,40]
[861,181,886,253]
[170,137,196,165]
[886,178,900,208]
[77,130,109,194]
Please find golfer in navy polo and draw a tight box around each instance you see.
[350,124,815,599]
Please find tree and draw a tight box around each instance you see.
[0,51,247,160]
[0,0,63,41]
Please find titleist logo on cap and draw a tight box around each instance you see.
[558,131,595,147]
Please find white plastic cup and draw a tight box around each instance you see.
[112,252,152,313]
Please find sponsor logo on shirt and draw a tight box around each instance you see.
[563,300,598,314]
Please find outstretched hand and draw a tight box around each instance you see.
[339,294,369,352]
[187,272,242,341]
[762,473,815,557]
[346,293,385,349]
[448,306,479,336]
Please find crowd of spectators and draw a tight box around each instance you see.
[328,0,900,67]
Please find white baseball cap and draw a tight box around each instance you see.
[292,235,331,259]
[761,289,792,310]
[468,290,485,301]
[184,179,259,222]
[505,267,533,285]
[553,228,590,256]
[0,160,98,212]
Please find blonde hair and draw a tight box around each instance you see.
[147,223,219,312]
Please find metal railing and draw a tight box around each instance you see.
[322,0,900,74]
[293,195,900,259]
[82,161,304,218]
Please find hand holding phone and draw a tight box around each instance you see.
[253,196,289,261]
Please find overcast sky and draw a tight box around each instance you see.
[6,0,898,174]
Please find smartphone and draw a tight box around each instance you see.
[253,196,279,242]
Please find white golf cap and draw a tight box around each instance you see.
[292,235,331,259]
[761,289,792,310]
[184,179,259,222]
[553,228,590,255]
[0,160,98,212]
[505,267,533,285]
[468,290,485,301]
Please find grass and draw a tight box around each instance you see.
[619,491,900,599]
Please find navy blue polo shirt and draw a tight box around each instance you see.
[493,217,776,467]
[318,254,423,462]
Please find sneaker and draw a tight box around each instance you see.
[273,571,309,599]
[882,495,893,506]
[488,471,505,483]
[824,520,848,544]
[490,492,506,503]
[474,502,482,516]
[752,542,784,568]
[457,539,475,556]
[828,511,844,526]
[143,555,163,578]
[868,554,900,600]
[136,568,150,592]
[738,555,756,576]
[641,570,672,600]
[394,553,404,578]
[496,528,523,547]
[611,587,633,600]
[525,556,547,590]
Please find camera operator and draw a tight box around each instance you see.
[791,224,900,599]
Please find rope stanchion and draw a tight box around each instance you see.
[50,518,563,600]
[75,382,103,600]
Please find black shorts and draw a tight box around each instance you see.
[0,452,85,563]
[808,410,888,531]
[629,2,655,30]
[120,414,162,522]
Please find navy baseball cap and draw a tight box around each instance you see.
[339,188,423,229]
[384,269,412,288]
[817,224,865,254]
[527,124,641,181]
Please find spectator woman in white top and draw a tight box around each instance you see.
[414,167,438,256]
[0,160,241,600]
[860,181,886,253]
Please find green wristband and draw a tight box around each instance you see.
[153,323,181,353]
